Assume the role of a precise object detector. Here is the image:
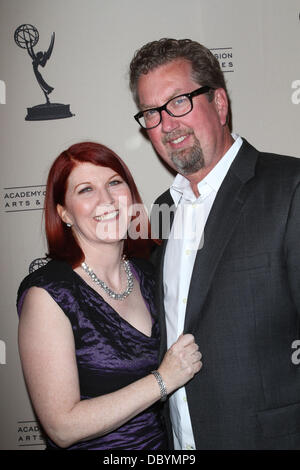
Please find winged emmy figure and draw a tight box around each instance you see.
[26,32,55,104]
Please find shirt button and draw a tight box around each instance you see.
[183,396,187,402]
[186,444,195,450]
[185,249,191,256]
[182,298,187,304]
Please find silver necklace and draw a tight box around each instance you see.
[81,257,134,301]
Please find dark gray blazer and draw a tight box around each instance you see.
[153,139,300,449]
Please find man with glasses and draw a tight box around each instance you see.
[129,38,300,450]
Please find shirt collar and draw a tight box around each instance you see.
[170,134,243,205]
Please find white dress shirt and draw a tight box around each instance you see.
[163,135,243,450]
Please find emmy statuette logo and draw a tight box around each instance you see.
[29,257,50,273]
[14,24,74,121]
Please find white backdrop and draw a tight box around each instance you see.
[1,0,300,450]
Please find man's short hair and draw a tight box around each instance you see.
[129,38,228,107]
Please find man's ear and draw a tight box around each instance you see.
[214,88,229,126]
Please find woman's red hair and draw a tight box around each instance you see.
[45,141,156,267]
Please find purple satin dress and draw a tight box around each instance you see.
[17,259,167,450]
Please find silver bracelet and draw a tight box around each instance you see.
[151,370,168,402]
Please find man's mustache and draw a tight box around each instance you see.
[162,129,194,145]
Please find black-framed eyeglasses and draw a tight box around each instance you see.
[134,86,213,130]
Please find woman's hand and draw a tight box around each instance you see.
[158,334,202,395]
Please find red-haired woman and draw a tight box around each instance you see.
[17,142,202,450]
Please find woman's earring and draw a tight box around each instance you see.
[66,223,72,228]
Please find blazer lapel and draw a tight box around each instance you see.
[184,140,259,333]
[151,189,175,359]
